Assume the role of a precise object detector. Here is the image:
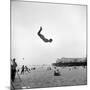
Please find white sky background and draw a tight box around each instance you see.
[11,1,86,65]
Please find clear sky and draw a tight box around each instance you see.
[11,1,86,65]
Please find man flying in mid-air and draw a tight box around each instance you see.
[37,26,53,43]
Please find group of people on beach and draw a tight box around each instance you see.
[11,58,31,82]
[21,65,30,74]
[11,58,61,83]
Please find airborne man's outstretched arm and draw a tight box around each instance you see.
[38,26,42,36]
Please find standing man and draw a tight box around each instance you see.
[11,58,17,82]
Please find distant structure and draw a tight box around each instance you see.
[52,57,87,67]
[37,26,53,43]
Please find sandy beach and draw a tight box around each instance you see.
[13,65,87,89]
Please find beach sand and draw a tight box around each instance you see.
[13,66,87,89]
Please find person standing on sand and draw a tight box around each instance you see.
[21,65,25,74]
[25,66,30,73]
[11,58,17,82]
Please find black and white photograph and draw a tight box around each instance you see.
[11,0,87,89]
